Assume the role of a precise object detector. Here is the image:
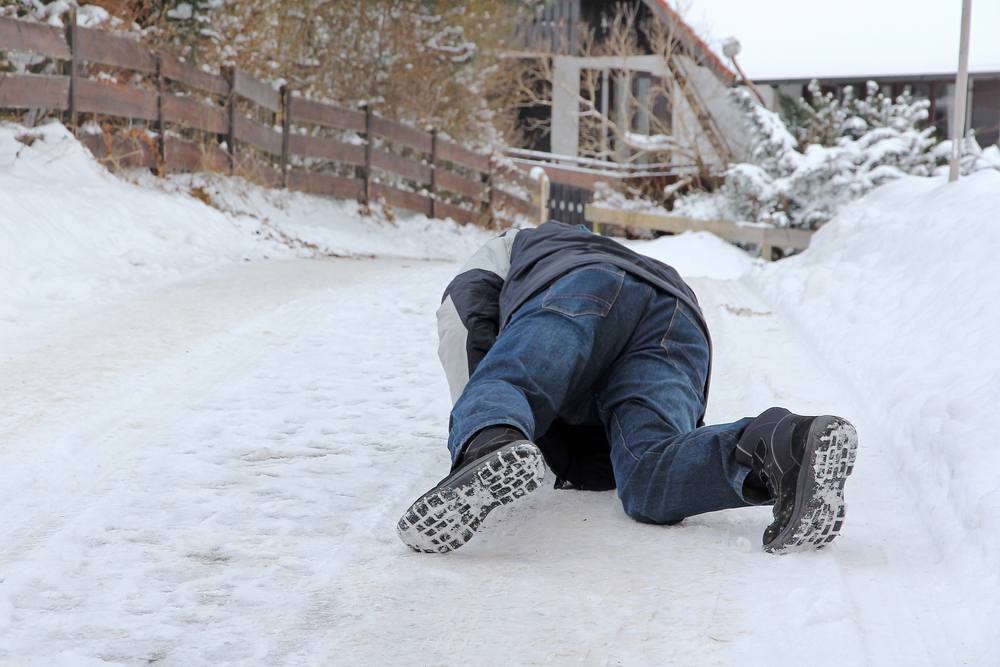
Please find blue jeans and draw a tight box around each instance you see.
[448,264,759,524]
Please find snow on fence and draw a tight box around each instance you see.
[0,13,543,227]
[584,205,814,261]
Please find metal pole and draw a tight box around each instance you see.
[949,0,972,182]
[929,82,938,133]
[731,55,765,106]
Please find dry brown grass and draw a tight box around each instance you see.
[78,0,535,152]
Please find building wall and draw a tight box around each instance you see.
[971,79,1000,147]
[675,55,751,164]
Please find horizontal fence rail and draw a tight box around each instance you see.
[0,17,69,58]
[0,14,545,228]
[584,205,814,260]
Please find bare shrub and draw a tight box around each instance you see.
[69,0,539,153]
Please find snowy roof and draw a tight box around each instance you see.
[641,0,736,83]
[686,0,1000,82]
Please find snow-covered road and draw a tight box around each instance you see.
[0,256,987,666]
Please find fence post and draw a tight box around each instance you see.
[64,7,78,132]
[225,66,236,172]
[363,104,373,205]
[486,158,496,228]
[155,53,165,176]
[429,128,437,219]
[535,169,550,225]
[280,85,290,188]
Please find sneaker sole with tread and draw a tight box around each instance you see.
[397,442,545,554]
[764,416,858,554]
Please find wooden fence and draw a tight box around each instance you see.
[0,13,543,226]
[584,205,814,261]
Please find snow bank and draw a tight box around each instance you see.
[0,122,284,329]
[0,121,492,334]
[132,169,495,262]
[625,230,758,280]
[750,170,1000,575]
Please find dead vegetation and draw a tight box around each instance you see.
[56,0,539,152]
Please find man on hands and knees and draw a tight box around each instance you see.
[397,221,857,555]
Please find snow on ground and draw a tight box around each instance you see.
[749,170,1000,618]
[622,230,757,280]
[0,122,283,332]
[1,122,998,665]
[130,168,497,263]
[0,122,492,340]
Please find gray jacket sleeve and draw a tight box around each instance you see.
[437,229,520,405]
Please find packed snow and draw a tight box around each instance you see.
[751,169,1000,581]
[621,230,756,280]
[0,123,492,337]
[1,122,997,665]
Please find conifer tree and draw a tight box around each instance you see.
[677,85,945,230]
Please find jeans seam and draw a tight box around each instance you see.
[678,305,708,347]
[565,390,596,424]
[660,304,706,399]
[611,412,641,462]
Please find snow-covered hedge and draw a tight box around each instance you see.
[675,83,1000,230]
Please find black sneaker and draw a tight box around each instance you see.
[737,408,858,553]
[397,428,545,554]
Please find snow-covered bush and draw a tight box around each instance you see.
[674,81,1000,230]
[705,85,940,229]
[0,0,77,25]
[779,79,931,149]
[930,135,1000,176]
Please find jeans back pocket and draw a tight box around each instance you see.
[542,264,625,318]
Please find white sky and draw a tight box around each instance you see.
[684,0,1000,81]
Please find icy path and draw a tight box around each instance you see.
[0,257,987,666]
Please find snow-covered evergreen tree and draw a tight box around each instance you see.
[680,80,1000,231]
[677,84,943,229]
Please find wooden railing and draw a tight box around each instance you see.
[0,13,543,226]
[584,205,814,261]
